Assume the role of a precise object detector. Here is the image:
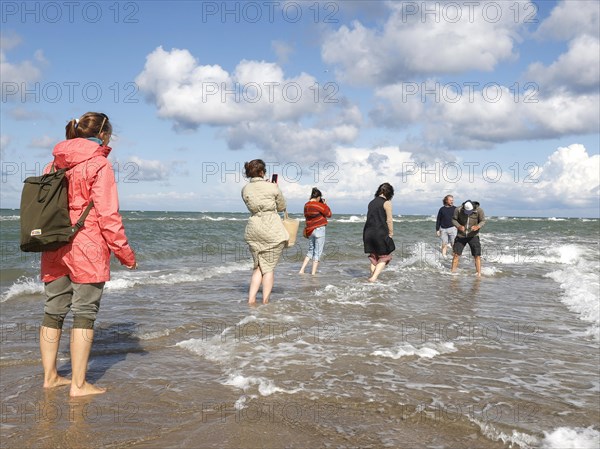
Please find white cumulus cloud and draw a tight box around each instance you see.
[0,50,43,87]
[136,46,361,162]
[526,34,600,94]
[535,0,599,41]
[532,144,600,206]
[118,156,187,183]
[1,33,45,96]
[322,1,527,86]
[370,82,599,149]
[266,143,600,216]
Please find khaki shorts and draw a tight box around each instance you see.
[42,276,105,329]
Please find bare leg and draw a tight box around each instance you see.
[474,256,481,277]
[311,260,319,275]
[248,267,262,304]
[70,328,105,397]
[299,256,310,274]
[369,263,376,276]
[262,271,274,304]
[451,254,460,273]
[368,262,387,282]
[40,326,70,388]
[441,242,447,257]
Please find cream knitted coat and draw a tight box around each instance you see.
[242,178,288,270]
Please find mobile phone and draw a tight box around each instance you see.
[271,174,278,183]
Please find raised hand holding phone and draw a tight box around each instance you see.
[271,174,278,183]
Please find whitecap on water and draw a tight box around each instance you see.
[541,426,600,449]
[545,259,600,341]
[0,276,42,302]
[371,341,457,360]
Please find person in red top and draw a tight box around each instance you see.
[299,188,332,275]
[39,112,137,397]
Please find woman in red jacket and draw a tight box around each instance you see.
[40,112,137,397]
[299,188,332,275]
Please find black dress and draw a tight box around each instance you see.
[363,196,395,255]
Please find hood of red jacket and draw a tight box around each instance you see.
[52,138,111,169]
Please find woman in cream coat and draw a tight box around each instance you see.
[241,159,288,304]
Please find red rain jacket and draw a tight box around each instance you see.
[41,138,136,283]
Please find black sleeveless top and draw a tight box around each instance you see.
[363,196,395,255]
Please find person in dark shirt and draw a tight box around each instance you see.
[436,195,457,258]
[451,200,486,277]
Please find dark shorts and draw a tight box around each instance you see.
[453,236,481,257]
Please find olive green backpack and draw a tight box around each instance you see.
[19,165,93,252]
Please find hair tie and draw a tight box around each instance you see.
[98,116,107,133]
[74,118,79,129]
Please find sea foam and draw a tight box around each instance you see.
[371,341,457,360]
[545,260,600,341]
[336,215,365,223]
[471,418,539,448]
[541,426,600,449]
[106,262,249,291]
[0,277,43,302]
[223,374,301,396]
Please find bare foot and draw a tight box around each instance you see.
[298,271,305,275]
[262,298,269,305]
[43,375,71,388]
[70,381,106,397]
[367,277,377,283]
[248,297,256,305]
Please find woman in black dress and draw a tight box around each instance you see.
[363,183,395,282]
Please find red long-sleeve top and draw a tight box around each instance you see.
[303,200,332,236]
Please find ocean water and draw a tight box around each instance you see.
[1,209,599,449]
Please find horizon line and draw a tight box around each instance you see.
[2,208,598,220]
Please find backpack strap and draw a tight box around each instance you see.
[52,160,94,231]
[73,201,94,230]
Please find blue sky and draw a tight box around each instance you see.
[1,1,599,217]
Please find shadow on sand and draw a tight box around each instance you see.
[57,321,147,383]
